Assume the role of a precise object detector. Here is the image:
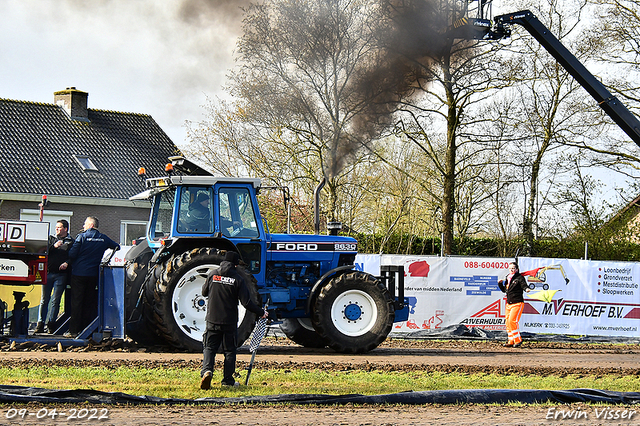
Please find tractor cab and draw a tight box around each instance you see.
[134,176,262,242]
[131,174,267,281]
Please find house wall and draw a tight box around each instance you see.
[0,200,150,245]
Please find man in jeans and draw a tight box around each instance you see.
[35,220,73,334]
[200,251,267,389]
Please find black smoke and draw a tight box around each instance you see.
[327,0,464,177]
[178,0,250,28]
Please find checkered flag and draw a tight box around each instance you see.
[245,305,269,386]
[249,316,268,353]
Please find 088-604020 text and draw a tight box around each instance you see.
[463,261,510,269]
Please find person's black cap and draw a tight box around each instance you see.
[224,251,239,265]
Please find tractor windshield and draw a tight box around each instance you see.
[148,187,175,242]
[177,187,214,234]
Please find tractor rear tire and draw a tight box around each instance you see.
[124,242,160,346]
[148,248,259,352]
[280,318,328,348]
[125,257,160,345]
[312,271,394,354]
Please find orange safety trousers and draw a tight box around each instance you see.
[505,302,524,345]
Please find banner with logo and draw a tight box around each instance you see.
[520,257,640,337]
[355,254,640,338]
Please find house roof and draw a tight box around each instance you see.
[606,192,640,227]
[0,95,181,201]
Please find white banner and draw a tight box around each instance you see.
[520,258,640,337]
[355,254,640,338]
[354,254,380,276]
[0,258,29,278]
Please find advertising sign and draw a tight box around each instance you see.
[520,258,640,337]
[0,221,49,254]
[355,254,640,338]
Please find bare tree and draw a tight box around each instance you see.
[469,95,525,254]
[382,0,513,254]
[587,0,640,160]
[361,138,441,253]
[184,1,445,242]
[495,0,640,253]
[227,0,402,226]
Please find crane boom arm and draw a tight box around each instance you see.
[490,10,640,147]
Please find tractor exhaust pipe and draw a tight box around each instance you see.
[314,178,326,234]
[326,221,342,236]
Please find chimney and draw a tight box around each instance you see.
[54,87,89,121]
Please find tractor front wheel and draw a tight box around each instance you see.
[312,271,394,354]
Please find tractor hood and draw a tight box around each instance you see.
[268,233,358,254]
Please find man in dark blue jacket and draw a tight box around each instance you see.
[62,217,119,337]
[200,251,267,389]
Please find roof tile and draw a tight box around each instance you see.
[0,98,181,200]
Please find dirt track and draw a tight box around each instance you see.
[2,337,639,375]
[2,337,640,425]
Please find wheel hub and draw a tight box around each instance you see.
[171,263,249,343]
[343,302,363,322]
[171,266,213,339]
[192,294,207,312]
[329,289,378,337]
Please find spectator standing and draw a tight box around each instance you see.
[62,217,119,337]
[34,220,73,334]
[498,262,530,348]
[200,251,267,389]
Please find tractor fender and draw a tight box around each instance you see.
[306,265,357,314]
[149,236,239,265]
[124,238,152,263]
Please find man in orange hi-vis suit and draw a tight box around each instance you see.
[498,262,530,348]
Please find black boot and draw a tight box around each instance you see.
[34,321,44,333]
[46,322,56,333]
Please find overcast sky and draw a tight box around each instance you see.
[0,0,249,149]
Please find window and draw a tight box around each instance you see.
[73,155,98,171]
[19,209,73,236]
[218,188,259,238]
[120,221,147,246]
[148,188,174,241]
[177,187,213,234]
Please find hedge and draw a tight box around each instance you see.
[351,232,640,261]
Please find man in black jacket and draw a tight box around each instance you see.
[35,220,73,333]
[200,251,267,389]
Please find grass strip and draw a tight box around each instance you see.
[0,367,639,400]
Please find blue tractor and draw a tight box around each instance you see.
[124,157,408,353]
